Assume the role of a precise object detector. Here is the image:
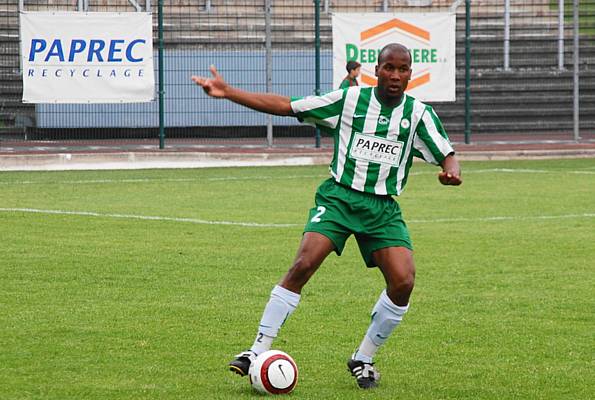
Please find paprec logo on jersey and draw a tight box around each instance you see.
[350,132,403,166]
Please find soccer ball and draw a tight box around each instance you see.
[249,350,298,395]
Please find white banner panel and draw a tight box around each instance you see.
[20,12,154,103]
[332,13,455,102]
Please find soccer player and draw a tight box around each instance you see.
[191,43,462,389]
[339,60,361,89]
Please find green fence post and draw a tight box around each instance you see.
[464,0,471,144]
[314,0,321,148]
[572,0,580,142]
[158,0,165,149]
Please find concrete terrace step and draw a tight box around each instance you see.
[468,84,591,94]
[149,20,570,38]
[441,122,593,135]
[0,12,586,43]
[466,68,595,77]
[5,0,573,18]
[438,105,595,118]
[445,119,595,131]
[0,99,28,111]
[443,100,595,113]
[452,94,595,106]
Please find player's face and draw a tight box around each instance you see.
[375,50,412,100]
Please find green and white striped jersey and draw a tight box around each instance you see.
[291,86,454,196]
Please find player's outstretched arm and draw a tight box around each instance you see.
[191,66,294,116]
[438,154,462,186]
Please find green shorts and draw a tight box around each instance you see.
[304,178,413,268]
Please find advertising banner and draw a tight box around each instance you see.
[332,13,456,102]
[20,12,154,103]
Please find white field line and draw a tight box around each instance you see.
[0,208,299,228]
[1,208,594,229]
[0,174,329,186]
[1,168,594,186]
[408,213,595,224]
[464,168,595,175]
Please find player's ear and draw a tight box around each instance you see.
[375,65,378,77]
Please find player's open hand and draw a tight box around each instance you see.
[191,66,227,98]
[438,171,462,186]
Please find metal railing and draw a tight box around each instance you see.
[1,0,593,145]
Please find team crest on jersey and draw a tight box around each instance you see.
[400,119,410,129]
[378,116,389,125]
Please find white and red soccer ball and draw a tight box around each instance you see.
[249,350,298,395]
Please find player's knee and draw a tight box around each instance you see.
[399,270,415,293]
[286,256,318,283]
[392,271,414,291]
[387,268,415,301]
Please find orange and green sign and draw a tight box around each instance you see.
[332,13,455,102]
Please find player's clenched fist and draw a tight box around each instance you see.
[438,171,462,186]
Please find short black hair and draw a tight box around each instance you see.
[378,43,411,66]
[346,60,361,73]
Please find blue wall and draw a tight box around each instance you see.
[37,49,334,128]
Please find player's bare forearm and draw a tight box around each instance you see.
[191,66,293,116]
[223,86,293,116]
[438,154,462,186]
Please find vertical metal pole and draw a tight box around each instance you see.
[558,0,564,70]
[78,0,83,11]
[18,0,24,74]
[158,0,165,149]
[314,0,321,148]
[265,0,273,147]
[572,0,580,141]
[464,0,471,144]
[503,0,510,71]
[382,0,388,12]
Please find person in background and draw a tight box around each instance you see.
[339,60,361,89]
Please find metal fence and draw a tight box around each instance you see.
[1,0,594,145]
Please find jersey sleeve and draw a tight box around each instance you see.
[412,105,455,165]
[290,89,345,132]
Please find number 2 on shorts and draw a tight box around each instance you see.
[310,206,326,223]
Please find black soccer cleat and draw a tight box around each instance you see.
[228,350,256,377]
[347,358,380,389]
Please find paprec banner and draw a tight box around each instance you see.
[20,12,154,103]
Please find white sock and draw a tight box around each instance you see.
[354,290,409,363]
[250,285,301,355]
[353,335,377,364]
[250,333,274,356]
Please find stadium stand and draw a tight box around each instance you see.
[1,0,593,139]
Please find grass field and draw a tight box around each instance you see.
[1,159,594,399]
